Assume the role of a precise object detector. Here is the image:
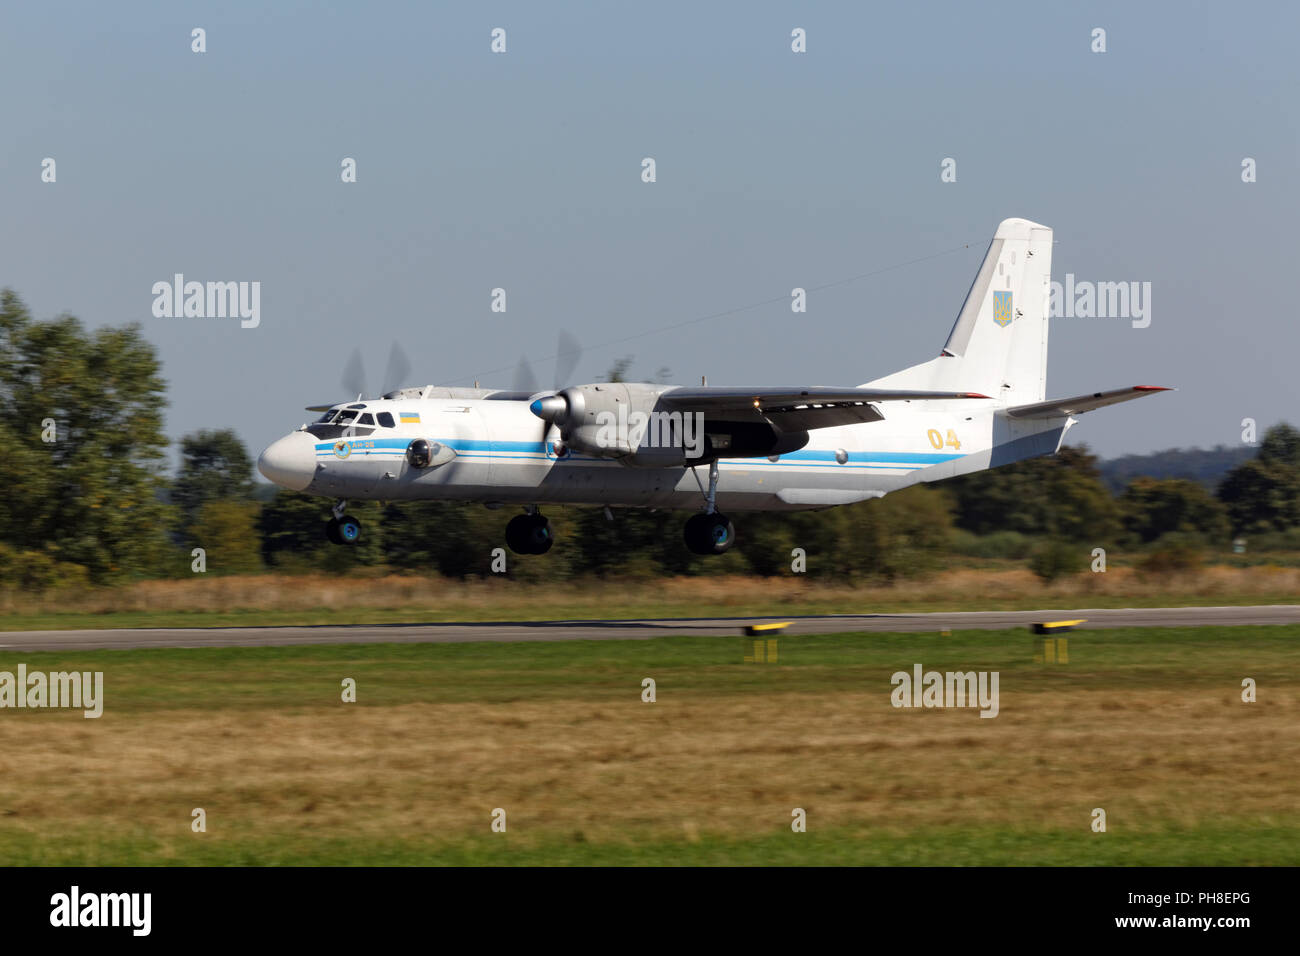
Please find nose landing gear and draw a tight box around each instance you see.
[325,500,362,545]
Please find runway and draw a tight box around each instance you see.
[0,605,1297,652]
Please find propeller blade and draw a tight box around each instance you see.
[553,330,582,390]
[380,341,412,397]
[513,356,539,394]
[341,348,367,400]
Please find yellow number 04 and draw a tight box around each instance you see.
[927,429,962,450]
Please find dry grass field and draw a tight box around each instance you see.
[3,565,1299,632]
[1,625,1296,864]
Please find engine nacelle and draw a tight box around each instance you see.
[405,438,456,469]
[540,383,809,466]
[406,438,433,468]
[551,383,667,460]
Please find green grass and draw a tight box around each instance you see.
[3,823,1295,867]
[3,625,1295,710]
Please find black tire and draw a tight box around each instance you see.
[505,514,531,554]
[683,513,708,553]
[506,514,552,555]
[524,515,552,554]
[325,518,342,544]
[684,512,735,555]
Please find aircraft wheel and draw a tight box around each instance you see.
[325,518,342,544]
[333,514,362,545]
[506,514,552,555]
[532,522,554,554]
[684,512,735,555]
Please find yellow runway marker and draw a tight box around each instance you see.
[1032,619,1086,635]
[743,622,791,637]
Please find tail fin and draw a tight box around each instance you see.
[865,218,1053,405]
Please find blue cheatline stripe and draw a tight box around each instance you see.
[313,437,545,453]
[312,454,921,472]
[313,436,966,467]
[769,449,962,464]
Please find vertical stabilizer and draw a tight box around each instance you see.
[865,218,1053,404]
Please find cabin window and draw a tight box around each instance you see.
[377,412,395,428]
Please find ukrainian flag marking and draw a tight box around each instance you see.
[399,412,420,424]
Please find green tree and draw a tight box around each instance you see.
[260,492,384,571]
[566,505,688,577]
[839,485,955,580]
[1258,422,1300,469]
[1218,423,1300,534]
[945,444,1120,543]
[381,500,485,576]
[1218,463,1300,535]
[191,500,264,574]
[1120,477,1230,545]
[0,289,174,582]
[173,429,256,541]
[1029,539,1083,582]
[738,486,954,581]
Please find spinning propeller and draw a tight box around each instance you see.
[513,330,583,445]
[512,329,582,396]
[307,341,413,412]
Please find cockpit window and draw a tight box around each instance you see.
[377,412,395,428]
[305,406,374,439]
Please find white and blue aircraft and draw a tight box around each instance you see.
[258,218,1169,555]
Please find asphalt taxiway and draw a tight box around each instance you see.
[0,605,1297,652]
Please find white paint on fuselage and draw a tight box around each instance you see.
[283,393,1068,512]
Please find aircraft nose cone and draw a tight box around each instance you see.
[257,432,317,491]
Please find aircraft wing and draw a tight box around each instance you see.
[659,385,990,432]
[1005,386,1172,419]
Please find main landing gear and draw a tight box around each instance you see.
[325,499,362,545]
[506,509,553,555]
[684,459,734,555]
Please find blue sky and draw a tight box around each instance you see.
[2,1,1296,464]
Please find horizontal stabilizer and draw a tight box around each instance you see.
[1005,385,1171,419]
